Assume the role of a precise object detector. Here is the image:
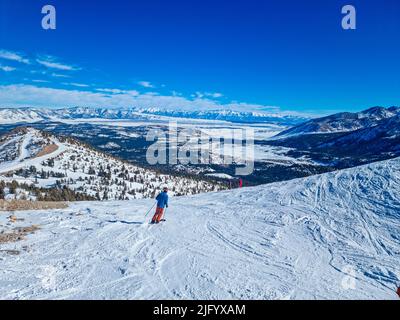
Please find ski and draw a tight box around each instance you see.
[149,219,166,225]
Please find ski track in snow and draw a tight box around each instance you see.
[0,158,399,300]
[0,131,66,175]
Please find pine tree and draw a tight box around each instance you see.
[0,184,5,200]
[9,180,18,194]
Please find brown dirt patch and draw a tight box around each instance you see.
[0,200,68,211]
[34,144,59,158]
[0,224,40,245]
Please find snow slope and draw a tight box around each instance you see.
[0,129,66,175]
[0,158,399,300]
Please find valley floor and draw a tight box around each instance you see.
[0,158,399,300]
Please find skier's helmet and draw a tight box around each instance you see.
[163,186,168,192]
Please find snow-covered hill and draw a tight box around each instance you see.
[268,108,400,166]
[0,128,226,201]
[0,109,52,124]
[0,106,308,126]
[0,157,399,299]
[321,114,400,151]
[0,128,67,175]
[277,106,400,138]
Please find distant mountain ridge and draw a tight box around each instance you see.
[276,106,400,137]
[318,113,400,155]
[0,106,308,125]
[267,106,400,168]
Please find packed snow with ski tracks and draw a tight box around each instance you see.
[0,157,399,300]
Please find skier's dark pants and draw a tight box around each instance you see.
[152,207,164,223]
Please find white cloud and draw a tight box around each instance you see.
[36,56,79,71]
[51,73,70,78]
[0,84,291,116]
[138,81,154,88]
[171,91,182,97]
[63,82,90,88]
[193,91,224,99]
[95,88,140,96]
[96,88,125,94]
[0,65,16,72]
[0,50,30,64]
[126,90,140,96]
[30,70,47,75]
[32,79,50,83]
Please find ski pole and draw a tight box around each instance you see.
[144,202,156,217]
[162,207,168,221]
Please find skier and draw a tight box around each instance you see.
[151,186,169,224]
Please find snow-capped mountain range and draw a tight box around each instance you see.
[319,113,400,152]
[277,106,400,137]
[0,128,226,201]
[267,106,400,165]
[0,106,309,125]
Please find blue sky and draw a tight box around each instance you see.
[0,0,399,115]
